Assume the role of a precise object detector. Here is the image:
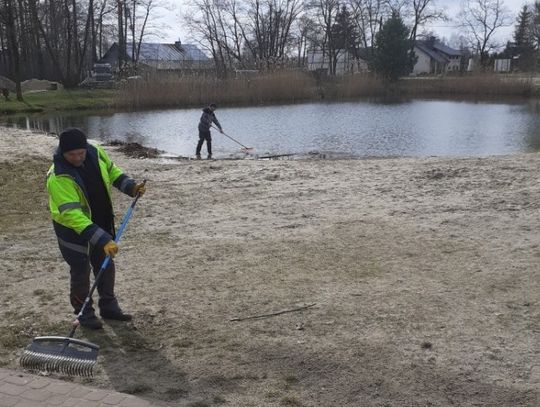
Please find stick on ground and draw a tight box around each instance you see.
[230,303,317,322]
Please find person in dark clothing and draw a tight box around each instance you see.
[196,103,223,160]
[47,128,146,329]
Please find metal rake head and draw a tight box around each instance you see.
[20,336,99,377]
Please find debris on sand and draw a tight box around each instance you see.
[107,140,162,159]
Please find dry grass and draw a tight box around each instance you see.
[114,71,538,110]
[114,71,318,109]
[401,74,535,97]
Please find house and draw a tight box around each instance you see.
[307,49,369,75]
[494,59,512,73]
[99,41,213,72]
[412,38,462,75]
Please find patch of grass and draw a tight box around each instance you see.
[0,318,66,351]
[33,289,55,303]
[122,383,153,394]
[265,390,281,399]
[0,89,116,115]
[0,324,29,349]
[284,375,299,385]
[172,338,194,348]
[213,395,226,404]
[164,387,188,399]
[281,396,303,406]
[0,158,51,230]
[188,401,210,407]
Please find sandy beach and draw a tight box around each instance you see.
[1,126,539,406]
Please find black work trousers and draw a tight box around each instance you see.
[196,130,212,156]
[68,246,118,316]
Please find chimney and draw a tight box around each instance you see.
[175,39,182,50]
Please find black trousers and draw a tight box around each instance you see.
[68,246,118,316]
[196,130,212,156]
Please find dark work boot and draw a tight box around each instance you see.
[78,313,103,330]
[100,305,133,321]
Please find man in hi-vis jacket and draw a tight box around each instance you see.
[47,128,146,329]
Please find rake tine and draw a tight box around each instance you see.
[20,337,98,377]
[19,351,94,377]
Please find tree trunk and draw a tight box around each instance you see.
[5,0,23,100]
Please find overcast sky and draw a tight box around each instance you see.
[155,0,528,46]
[428,0,525,44]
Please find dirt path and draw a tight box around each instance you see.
[1,127,539,406]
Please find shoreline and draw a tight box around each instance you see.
[1,74,539,116]
[2,126,540,406]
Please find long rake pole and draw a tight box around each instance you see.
[211,125,253,151]
[70,179,146,333]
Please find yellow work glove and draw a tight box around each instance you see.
[132,182,146,197]
[103,241,118,257]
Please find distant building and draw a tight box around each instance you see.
[412,38,462,75]
[494,59,512,73]
[99,41,213,72]
[306,49,369,75]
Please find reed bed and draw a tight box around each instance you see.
[114,71,318,109]
[113,71,539,110]
[400,74,536,97]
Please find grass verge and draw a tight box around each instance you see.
[0,89,116,115]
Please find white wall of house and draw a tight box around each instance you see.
[494,59,511,72]
[446,56,461,72]
[412,48,432,75]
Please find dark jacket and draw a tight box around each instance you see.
[198,107,221,132]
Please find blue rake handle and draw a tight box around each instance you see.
[68,180,146,337]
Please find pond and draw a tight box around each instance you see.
[5,99,540,158]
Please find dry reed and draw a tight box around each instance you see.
[113,71,538,110]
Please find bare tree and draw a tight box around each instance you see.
[309,0,341,74]
[1,0,23,100]
[245,0,303,69]
[292,14,317,66]
[348,0,389,51]
[458,0,513,66]
[407,0,446,43]
[186,0,303,73]
[0,0,164,85]
[185,0,244,75]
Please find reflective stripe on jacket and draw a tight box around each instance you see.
[47,143,135,256]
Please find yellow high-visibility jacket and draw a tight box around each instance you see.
[47,143,135,260]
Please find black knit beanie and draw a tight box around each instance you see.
[59,128,87,153]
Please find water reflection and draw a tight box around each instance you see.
[4,99,540,157]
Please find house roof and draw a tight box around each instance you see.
[126,42,210,62]
[416,40,461,58]
[432,42,462,57]
[415,42,449,64]
[179,44,210,61]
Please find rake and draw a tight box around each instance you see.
[20,181,146,377]
[212,125,255,153]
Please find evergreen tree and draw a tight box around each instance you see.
[330,6,359,55]
[512,5,536,71]
[371,12,417,82]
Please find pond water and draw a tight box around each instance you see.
[5,99,540,158]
